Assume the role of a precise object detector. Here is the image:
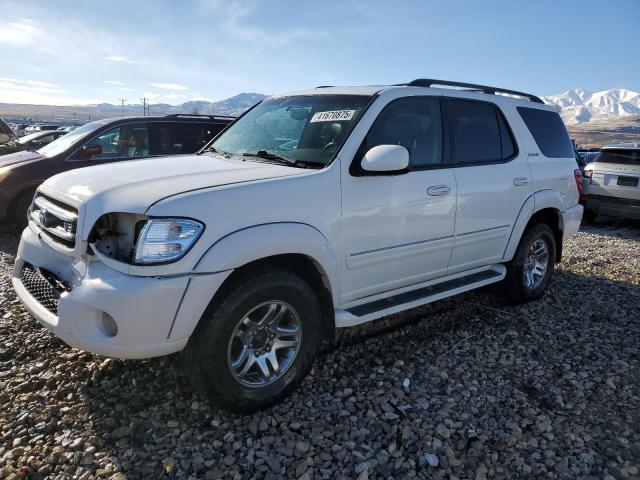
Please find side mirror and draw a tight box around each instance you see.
[361,145,409,173]
[81,144,102,158]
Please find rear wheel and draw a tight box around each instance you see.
[501,223,556,305]
[183,268,323,413]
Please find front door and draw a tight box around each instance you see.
[340,95,457,304]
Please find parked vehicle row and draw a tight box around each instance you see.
[0,114,234,226]
[582,143,640,223]
[10,79,583,412]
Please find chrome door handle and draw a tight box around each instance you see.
[427,185,451,196]
[513,177,530,186]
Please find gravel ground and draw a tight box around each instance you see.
[0,219,639,480]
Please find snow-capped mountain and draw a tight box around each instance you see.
[543,88,640,125]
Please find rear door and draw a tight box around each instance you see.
[446,96,532,273]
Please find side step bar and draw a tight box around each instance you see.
[334,265,506,327]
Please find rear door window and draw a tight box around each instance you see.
[148,122,217,155]
[449,99,516,164]
[517,107,574,158]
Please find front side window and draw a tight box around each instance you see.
[517,107,573,158]
[79,123,149,160]
[450,99,515,164]
[362,96,443,168]
[211,95,371,167]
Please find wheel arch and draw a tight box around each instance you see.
[503,191,565,263]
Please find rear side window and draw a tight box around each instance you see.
[595,149,640,166]
[517,107,573,158]
[363,96,443,168]
[449,99,516,164]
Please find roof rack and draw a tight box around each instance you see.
[405,79,544,103]
[164,113,237,120]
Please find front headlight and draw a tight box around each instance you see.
[134,218,204,265]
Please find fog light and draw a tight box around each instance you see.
[100,312,118,337]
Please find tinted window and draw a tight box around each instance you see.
[149,122,218,155]
[595,149,640,166]
[450,99,516,164]
[363,96,443,168]
[517,107,573,158]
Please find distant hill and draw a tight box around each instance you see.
[0,92,268,123]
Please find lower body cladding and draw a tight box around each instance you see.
[12,227,230,359]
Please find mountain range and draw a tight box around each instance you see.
[543,88,640,125]
[0,93,268,123]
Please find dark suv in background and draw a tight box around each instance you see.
[0,114,234,225]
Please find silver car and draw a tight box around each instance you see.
[583,143,640,223]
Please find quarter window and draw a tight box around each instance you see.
[363,96,443,168]
[449,99,515,164]
[517,107,573,158]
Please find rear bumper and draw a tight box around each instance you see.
[585,194,640,220]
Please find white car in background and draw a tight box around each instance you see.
[583,143,640,223]
[12,79,583,412]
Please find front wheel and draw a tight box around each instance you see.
[183,269,324,413]
[501,223,556,305]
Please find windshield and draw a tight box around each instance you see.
[37,120,108,157]
[211,94,371,167]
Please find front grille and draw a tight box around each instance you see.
[19,263,70,315]
[30,193,78,249]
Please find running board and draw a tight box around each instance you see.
[334,266,506,327]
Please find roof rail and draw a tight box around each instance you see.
[164,113,237,120]
[405,79,544,103]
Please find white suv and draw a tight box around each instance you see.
[12,79,583,412]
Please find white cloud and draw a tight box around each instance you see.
[190,95,214,102]
[26,80,59,88]
[103,55,142,64]
[0,20,39,46]
[105,80,125,86]
[149,83,188,91]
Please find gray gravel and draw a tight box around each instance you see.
[1,219,639,480]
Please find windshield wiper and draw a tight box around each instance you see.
[242,150,316,169]
[200,145,230,157]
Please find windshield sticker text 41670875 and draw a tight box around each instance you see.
[309,110,356,123]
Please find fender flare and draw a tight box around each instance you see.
[194,222,340,303]
[502,190,565,261]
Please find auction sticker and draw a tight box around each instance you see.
[310,110,356,122]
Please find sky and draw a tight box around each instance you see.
[0,0,639,106]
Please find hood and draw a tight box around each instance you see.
[0,150,44,168]
[41,153,303,225]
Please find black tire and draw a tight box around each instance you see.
[11,189,36,228]
[501,223,556,305]
[182,268,324,413]
[582,208,597,225]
